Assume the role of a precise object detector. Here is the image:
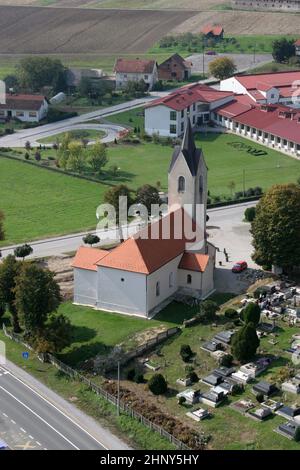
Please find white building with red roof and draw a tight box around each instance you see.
[220,71,300,108]
[114,58,158,91]
[295,39,300,57]
[0,93,48,122]
[145,82,233,137]
[72,121,215,318]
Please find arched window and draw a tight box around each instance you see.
[178,176,185,193]
[169,272,174,288]
[156,281,160,297]
[187,274,192,285]
[199,175,203,192]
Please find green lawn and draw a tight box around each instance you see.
[57,302,174,367]
[0,157,108,246]
[1,133,299,245]
[37,129,106,144]
[105,108,145,130]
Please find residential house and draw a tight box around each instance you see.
[144,82,233,137]
[158,54,192,82]
[201,24,224,41]
[114,58,158,91]
[72,120,216,318]
[0,93,48,122]
[295,39,300,57]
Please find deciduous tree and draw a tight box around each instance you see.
[231,322,260,362]
[208,57,236,80]
[0,255,22,332]
[251,184,300,271]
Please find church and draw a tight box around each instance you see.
[72,120,216,318]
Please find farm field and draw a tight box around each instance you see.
[0,1,228,9]
[1,133,299,246]
[0,5,196,55]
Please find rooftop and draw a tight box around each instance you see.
[0,93,46,111]
[146,82,233,112]
[114,58,156,74]
[71,246,109,272]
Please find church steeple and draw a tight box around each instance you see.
[168,118,208,230]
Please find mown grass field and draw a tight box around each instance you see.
[1,133,299,245]
[37,129,105,144]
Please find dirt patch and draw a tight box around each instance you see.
[0,5,196,54]
[172,10,300,35]
[38,255,73,300]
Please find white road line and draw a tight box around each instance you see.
[2,412,8,417]
[20,428,26,433]
[29,435,34,440]
[1,366,107,449]
[10,419,16,424]
[0,386,79,450]
[36,441,41,446]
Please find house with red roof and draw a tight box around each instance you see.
[220,70,300,108]
[0,93,48,122]
[114,58,158,91]
[201,24,224,41]
[145,82,233,137]
[72,121,215,318]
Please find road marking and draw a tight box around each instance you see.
[2,412,8,418]
[1,365,107,449]
[0,385,80,450]
[20,428,26,433]
[36,441,41,446]
[29,435,34,440]
[10,419,16,424]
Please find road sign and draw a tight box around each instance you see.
[22,352,29,360]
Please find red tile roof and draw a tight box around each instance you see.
[71,246,109,271]
[214,94,254,118]
[114,58,156,74]
[294,39,300,46]
[235,71,300,100]
[201,24,223,36]
[179,252,209,272]
[0,94,46,111]
[146,83,233,111]
[97,209,202,274]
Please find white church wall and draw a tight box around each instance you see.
[97,267,148,317]
[147,254,183,312]
[73,268,98,306]
[220,77,245,94]
[178,269,202,290]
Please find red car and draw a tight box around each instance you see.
[206,50,217,55]
[232,261,248,273]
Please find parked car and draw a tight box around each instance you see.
[232,261,248,273]
[206,50,217,55]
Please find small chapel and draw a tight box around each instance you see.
[72,120,216,318]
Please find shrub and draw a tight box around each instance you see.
[127,368,136,381]
[134,372,144,384]
[224,308,238,319]
[244,206,256,222]
[232,383,244,395]
[295,426,300,442]
[178,396,186,406]
[148,373,168,395]
[220,354,233,367]
[187,371,199,383]
[256,393,264,403]
[180,344,193,362]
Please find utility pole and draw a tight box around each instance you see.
[253,44,256,64]
[202,38,205,78]
[243,169,246,197]
[117,360,120,416]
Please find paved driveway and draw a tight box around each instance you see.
[186,53,273,75]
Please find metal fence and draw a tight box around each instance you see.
[2,323,191,450]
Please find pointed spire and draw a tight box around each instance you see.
[181,116,196,156]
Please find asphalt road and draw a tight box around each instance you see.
[0,97,152,148]
[0,361,129,450]
[0,202,257,262]
[187,52,273,75]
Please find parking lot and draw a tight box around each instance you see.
[186,53,273,75]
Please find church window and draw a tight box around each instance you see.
[178,176,185,193]
[187,274,192,284]
[156,281,160,296]
[169,272,174,288]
